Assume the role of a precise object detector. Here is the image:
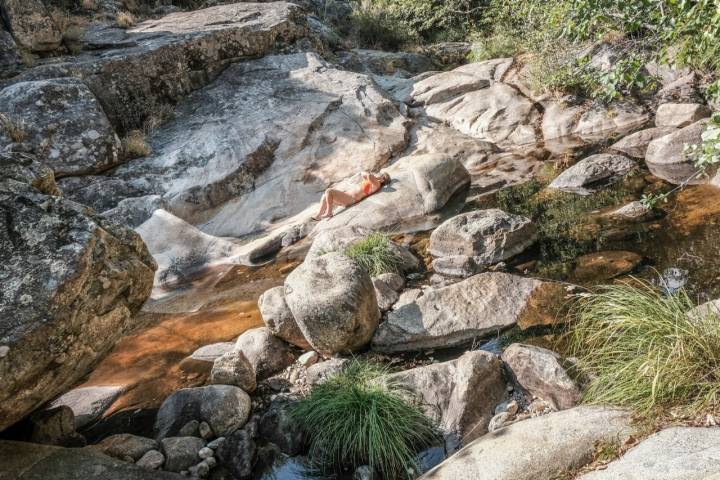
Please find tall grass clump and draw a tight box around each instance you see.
[569,281,720,413]
[290,360,439,478]
[345,233,404,276]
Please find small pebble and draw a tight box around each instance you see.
[198,421,213,440]
[198,447,213,459]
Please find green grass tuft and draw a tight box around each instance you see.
[290,359,439,478]
[345,233,404,277]
[569,280,720,414]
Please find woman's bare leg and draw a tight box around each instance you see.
[313,192,329,220]
[325,189,356,218]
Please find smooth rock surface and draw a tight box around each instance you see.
[421,406,633,480]
[502,344,580,411]
[190,342,235,363]
[0,440,182,479]
[50,386,125,429]
[385,350,506,442]
[160,436,205,473]
[91,434,158,462]
[0,176,155,431]
[372,272,564,352]
[258,286,310,350]
[548,154,635,194]
[372,273,405,311]
[573,250,642,281]
[610,126,676,159]
[0,78,121,177]
[645,119,708,184]
[135,449,165,470]
[573,104,650,142]
[579,427,720,479]
[655,103,711,128]
[285,252,379,357]
[305,358,348,386]
[210,350,257,393]
[429,209,536,265]
[154,385,251,439]
[234,327,297,380]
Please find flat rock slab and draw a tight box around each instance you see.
[0,440,183,479]
[573,250,642,282]
[610,126,676,159]
[420,406,633,480]
[655,103,711,128]
[579,427,720,479]
[50,386,125,429]
[646,119,708,185]
[371,272,564,353]
[548,154,635,195]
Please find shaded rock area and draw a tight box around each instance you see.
[573,250,642,282]
[421,406,633,480]
[548,154,636,195]
[372,273,565,353]
[0,163,156,431]
[258,286,310,350]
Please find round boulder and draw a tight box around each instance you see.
[429,209,537,266]
[258,286,310,350]
[284,252,380,357]
[210,350,257,393]
[234,327,297,380]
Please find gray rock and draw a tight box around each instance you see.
[578,427,720,479]
[572,103,650,142]
[234,327,297,380]
[487,411,512,432]
[25,406,86,447]
[431,255,483,278]
[210,350,256,393]
[645,119,708,185]
[420,406,633,480]
[198,422,213,440]
[655,103,711,128]
[178,420,199,437]
[0,175,155,431]
[216,427,257,479]
[259,397,306,455]
[198,447,213,459]
[0,0,61,52]
[0,440,183,479]
[610,126,677,159]
[385,350,506,442]
[548,154,636,195]
[258,287,310,350]
[429,209,536,266]
[50,386,125,429]
[298,350,319,368]
[135,449,164,470]
[206,437,225,450]
[394,288,423,309]
[603,201,653,222]
[0,78,121,177]
[91,434,158,462]
[0,28,23,78]
[154,385,251,439]
[285,252,380,357]
[160,437,205,473]
[353,465,375,480]
[305,358,349,386]
[372,273,405,311]
[372,273,564,353]
[501,344,580,411]
[190,343,235,363]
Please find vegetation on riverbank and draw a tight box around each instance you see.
[290,360,439,478]
[569,281,720,414]
[345,233,405,276]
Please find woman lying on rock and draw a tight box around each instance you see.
[312,171,390,220]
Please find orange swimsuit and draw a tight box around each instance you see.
[360,179,378,199]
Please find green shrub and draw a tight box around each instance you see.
[345,233,404,276]
[569,281,720,413]
[468,31,521,62]
[347,0,416,50]
[290,360,439,478]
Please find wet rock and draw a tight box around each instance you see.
[431,255,483,278]
[655,103,711,128]
[258,287,310,350]
[429,209,537,266]
[372,273,564,353]
[0,78,121,177]
[573,103,650,142]
[610,126,676,159]
[308,226,419,273]
[315,153,470,235]
[160,437,205,473]
[306,358,349,386]
[385,350,506,442]
[210,350,256,393]
[0,440,183,479]
[541,101,586,155]
[50,386,125,430]
[285,252,380,357]
[92,434,158,462]
[234,327,297,380]
[0,0,62,52]
[603,201,653,222]
[372,273,405,311]
[420,406,633,480]
[0,176,155,431]
[573,250,642,281]
[645,119,708,185]
[258,396,306,455]
[154,385,251,439]
[216,427,257,479]
[578,427,720,479]
[190,343,235,364]
[548,154,636,195]
[136,449,164,470]
[24,406,86,447]
[501,344,580,411]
